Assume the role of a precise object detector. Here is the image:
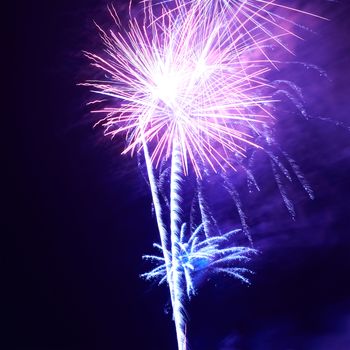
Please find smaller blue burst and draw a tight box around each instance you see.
[142,223,257,298]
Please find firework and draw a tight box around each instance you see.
[83,2,280,176]
[83,1,321,349]
[142,224,257,297]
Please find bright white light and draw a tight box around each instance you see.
[152,73,180,106]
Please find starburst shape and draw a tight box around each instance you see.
[83,3,278,176]
[142,223,257,297]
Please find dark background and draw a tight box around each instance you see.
[9,1,350,349]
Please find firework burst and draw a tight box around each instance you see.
[83,2,281,176]
[83,1,323,349]
[142,223,257,297]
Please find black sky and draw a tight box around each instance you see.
[9,1,350,349]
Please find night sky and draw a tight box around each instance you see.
[10,1,350,349]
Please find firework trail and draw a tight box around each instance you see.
[83,1,322,349]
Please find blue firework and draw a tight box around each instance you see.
[142,223,257,298]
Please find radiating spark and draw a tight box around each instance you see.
[82,2,281,177]
[142,223,257,297]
